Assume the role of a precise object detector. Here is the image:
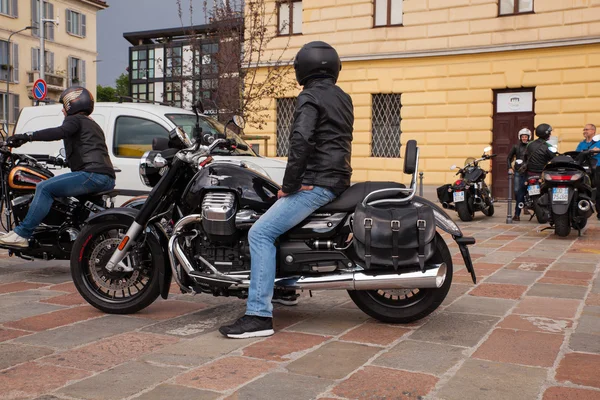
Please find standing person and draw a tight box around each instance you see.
[507,128,531,221]
[0,87,115,247]
[219,41,354,339]
[576,124,600,219]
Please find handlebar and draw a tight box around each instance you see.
[47,156,67,167]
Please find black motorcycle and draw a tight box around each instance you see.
[437,147,496,222]
[514,161,547,224]
[0,130,119,260]
[536,149,595,237]
[69,104,477,324]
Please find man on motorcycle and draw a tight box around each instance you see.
[507,128,531,221]
[219,41,354,338]
[524,123,556,178]
[576,124,600,219]
[0,86,115,248]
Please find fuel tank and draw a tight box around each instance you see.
[181,161,280,215]
[9,165,53,191]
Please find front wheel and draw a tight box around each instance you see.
[348,233,453,324]
[70,221,162,314]
[456,200,473,222]
[553,213,571,237]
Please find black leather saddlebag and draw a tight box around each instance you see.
[353,202,436,270]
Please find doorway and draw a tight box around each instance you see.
[491,88,536,199]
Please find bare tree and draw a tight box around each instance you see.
[174,0,297,129]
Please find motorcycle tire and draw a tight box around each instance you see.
[456,201,473,222]
[70,220,162,314]
[482,203,494,217]
[347,233,453,324]
[553,213,571,237]
[533,197,548,224]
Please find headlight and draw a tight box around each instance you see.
[139,150,165,187]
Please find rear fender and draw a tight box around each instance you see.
[85,208,172,299]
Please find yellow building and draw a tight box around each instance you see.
[245,0,600,198]
[1,0,107,130]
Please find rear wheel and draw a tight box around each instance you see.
[553,213,571,237]
[533,197,548,223]
[482,203,494,217]
[70,221,162,314]
[456,200,473,222]
[348,233,453,324]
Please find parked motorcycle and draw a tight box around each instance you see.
[514,160,547,224]
[536,148,596,237]
[69,104,477,324]
[437,147,495,222]
[0,128,119,261]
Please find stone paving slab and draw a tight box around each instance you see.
[0,215,598,399]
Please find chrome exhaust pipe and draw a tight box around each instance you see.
[442,202,449,209]
[518,202,524,209]
[167,214,203,293]
[473,197,483,204]
[578,199,591,212]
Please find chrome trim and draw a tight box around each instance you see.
[105,222,143,273]
[363,149,420,206]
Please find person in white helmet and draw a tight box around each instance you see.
[507,128,531,221]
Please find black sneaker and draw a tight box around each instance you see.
[272,289,299,306]
[219,315,274,339]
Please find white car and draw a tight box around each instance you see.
[13,103,287,196]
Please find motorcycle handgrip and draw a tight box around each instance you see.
[490,154,497,158]
[236,143,249,151]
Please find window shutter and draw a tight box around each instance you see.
[32,48,39,71]
[81,14,86,37]
[31,0,39,36]
[81,59,86,87]
[48,51,54,73]
[66,9,72,34]
[11,0,18,17]
[47,2,55,41]
[11,94,19,124]
[12,43,18,83]
[67,56,73,85]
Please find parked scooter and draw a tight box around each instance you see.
[536,145,596,237]
[437,147,496,222]
[514,159,547,224]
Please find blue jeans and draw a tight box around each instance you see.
[514,172,526,216]
[246,186,336,318]
[15,171,115,239]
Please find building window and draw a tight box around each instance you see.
[31,48,54,73]
[164,82,182,108]
[0,41,18,83]
[275,97,296,157]
[31,0,55,40]
[166,46,183,78]
[67,56,86,86]
[499,0,533,15]
[66,9,86,37]
[113,116,169,158]
[374,0,403,27]
[371,94,401,158]
[0,0,18,17]
[132,48,154,79]
[0,93,19,124]
[278,0,302,36]
[194,44,219,76]
[131,83,154,102]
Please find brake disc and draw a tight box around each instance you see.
[89,238,140,291]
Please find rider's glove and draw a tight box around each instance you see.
[6,133,32,148]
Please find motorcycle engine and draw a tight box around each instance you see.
[201,191,237,242]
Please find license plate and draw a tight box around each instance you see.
[552,187,569,202]
[453,191,465,202]
[527,185,540,196]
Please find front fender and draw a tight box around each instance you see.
[85,207,172,299]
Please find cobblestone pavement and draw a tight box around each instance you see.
[0,203,599,400]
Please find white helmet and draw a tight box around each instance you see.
[518,128,531,140]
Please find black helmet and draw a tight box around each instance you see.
[535,123,552,139]
[59,86,94,116]
[293,41,341,86]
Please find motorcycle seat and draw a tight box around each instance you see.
[317,181,406,213]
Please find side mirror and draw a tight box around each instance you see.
[232,115,245,130]
[450,165,457,170]
[483,146,492,153]
[59,148,66,158]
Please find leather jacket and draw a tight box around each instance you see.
[507,142,528,171]
[32,114,115,178]
[281,78,354,195]
[524,138,555,173]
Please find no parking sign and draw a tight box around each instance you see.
[33,79,47,101]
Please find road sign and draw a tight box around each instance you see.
[33,79,47,101]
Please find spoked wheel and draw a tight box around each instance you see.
[70,221,162,314]
[348,233,453,324]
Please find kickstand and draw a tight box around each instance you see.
[309,290,313,298]
[528,214,535,221]
[538,226,554,232]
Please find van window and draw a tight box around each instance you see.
[113,116,169,158]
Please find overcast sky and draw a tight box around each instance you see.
[97,0,206,86]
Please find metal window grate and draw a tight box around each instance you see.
[276,97,296,157]
[371,93,402,158]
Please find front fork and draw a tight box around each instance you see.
[105,222,144,273]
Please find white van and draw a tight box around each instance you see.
[13,103,287,195]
